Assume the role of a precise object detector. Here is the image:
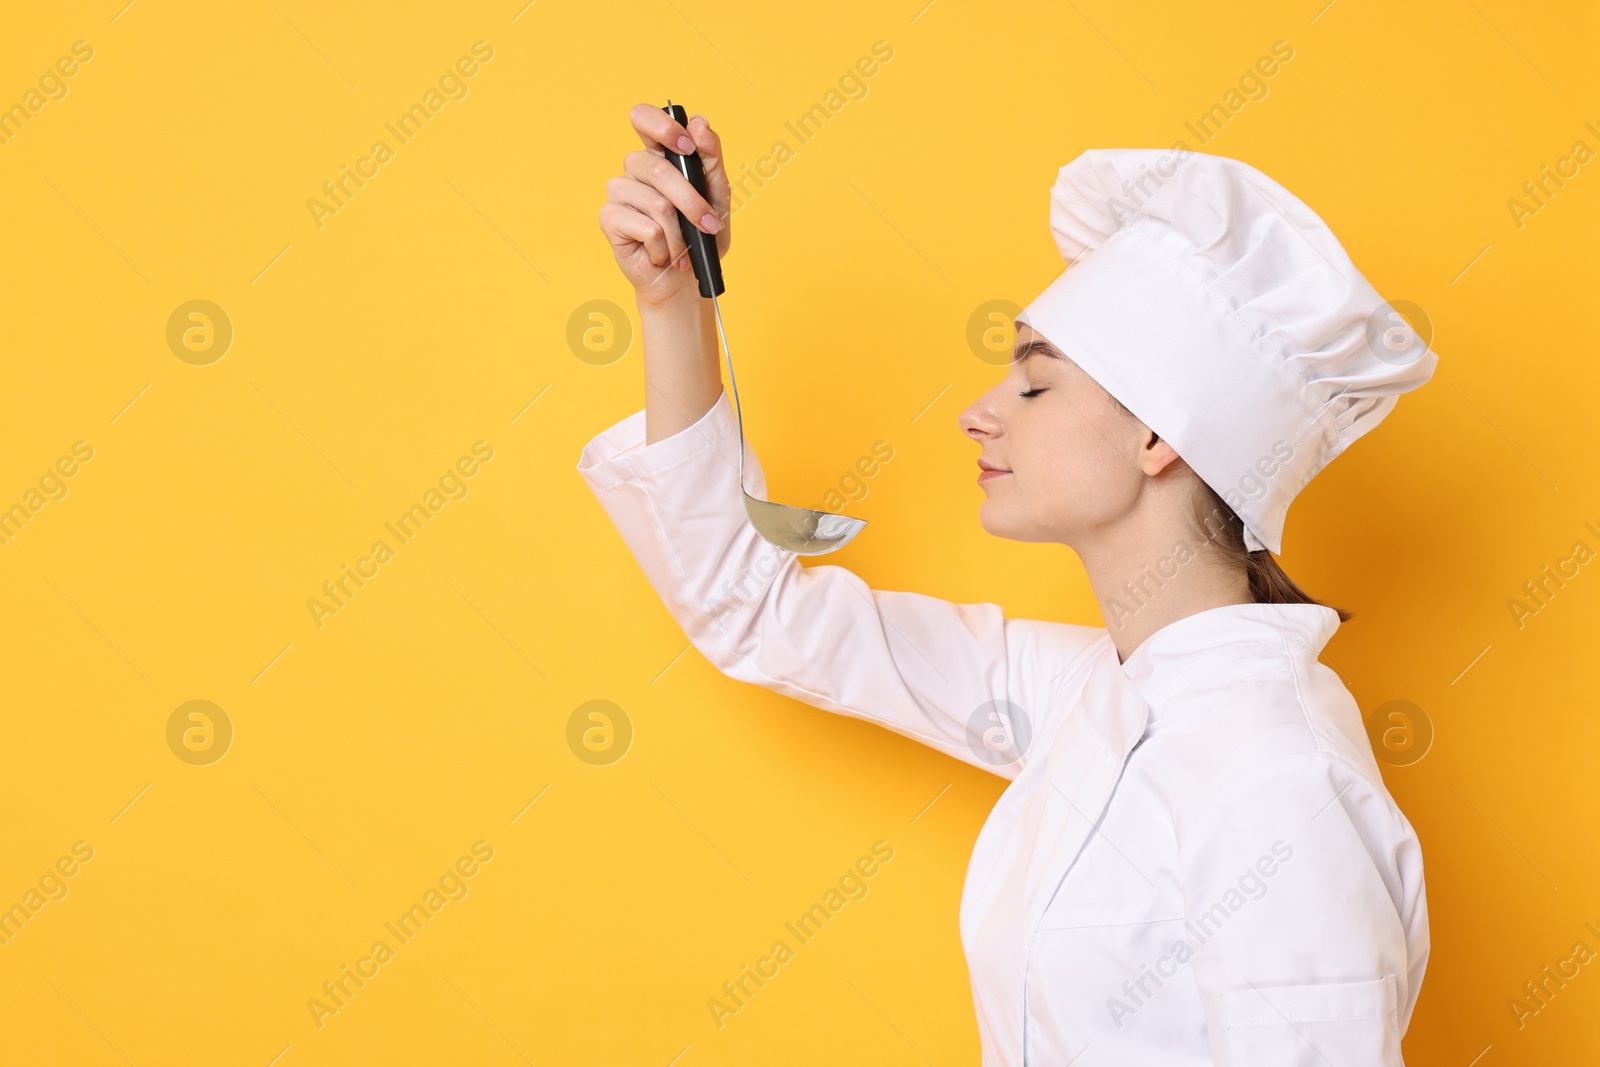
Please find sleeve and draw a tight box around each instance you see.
[1176,751,1429,1067]
[575,385,1106,779]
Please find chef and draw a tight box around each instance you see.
[584,110,1434,1066]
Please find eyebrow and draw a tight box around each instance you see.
[1011,338,1067,365]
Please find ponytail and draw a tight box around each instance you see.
[1190,487,1352,622]
[1105,395,1352,622]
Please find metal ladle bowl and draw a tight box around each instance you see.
[709,294,867,555]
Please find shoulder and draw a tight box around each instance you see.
[996,616,1115,742]
[1003,616,1111,688]
[1140,646,1401,840]
[1188,659,1373,770]
[1003,616,1114,717]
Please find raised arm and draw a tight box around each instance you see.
[586,105,1106,776]
[577,384,1105,778]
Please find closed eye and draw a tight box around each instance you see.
[1019,387,1047,398]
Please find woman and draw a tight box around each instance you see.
[582,105,1433,1066]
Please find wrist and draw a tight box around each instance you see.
[635,285,704,314]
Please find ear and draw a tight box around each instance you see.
[1137,429,1187,478]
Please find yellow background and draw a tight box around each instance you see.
[1,1,1595,1064]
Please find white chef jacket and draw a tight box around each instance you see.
[576,386,1429,1066]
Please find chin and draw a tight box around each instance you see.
[978,500,1063,544]
[977,502,1024,541]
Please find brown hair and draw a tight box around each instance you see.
[1104,394,1352,622]
[1189,485,1352,622]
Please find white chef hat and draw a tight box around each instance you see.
[1014,148,1438,554]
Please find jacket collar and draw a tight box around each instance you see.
[1117,602,1341,710]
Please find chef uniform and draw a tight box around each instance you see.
[576,148,1437,1065]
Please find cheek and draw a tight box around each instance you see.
[1016,405,1137,525]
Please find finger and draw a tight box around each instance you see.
[598,199,674,268]
[629,102,696,157]
[597,200,658,266]
[608,175,688,263]
[623,150,720,237]
[686,114,731,256]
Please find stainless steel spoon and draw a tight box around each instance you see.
[663,101,867,556]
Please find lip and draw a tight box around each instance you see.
[977,461,1012,483]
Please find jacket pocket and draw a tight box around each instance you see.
[1220,974,1401,1066]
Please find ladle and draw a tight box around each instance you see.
[662,101,867,556]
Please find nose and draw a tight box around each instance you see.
[959,389,1002,442]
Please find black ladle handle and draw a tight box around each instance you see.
[662,101,724,298]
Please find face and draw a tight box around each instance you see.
[958,322,1163,545]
